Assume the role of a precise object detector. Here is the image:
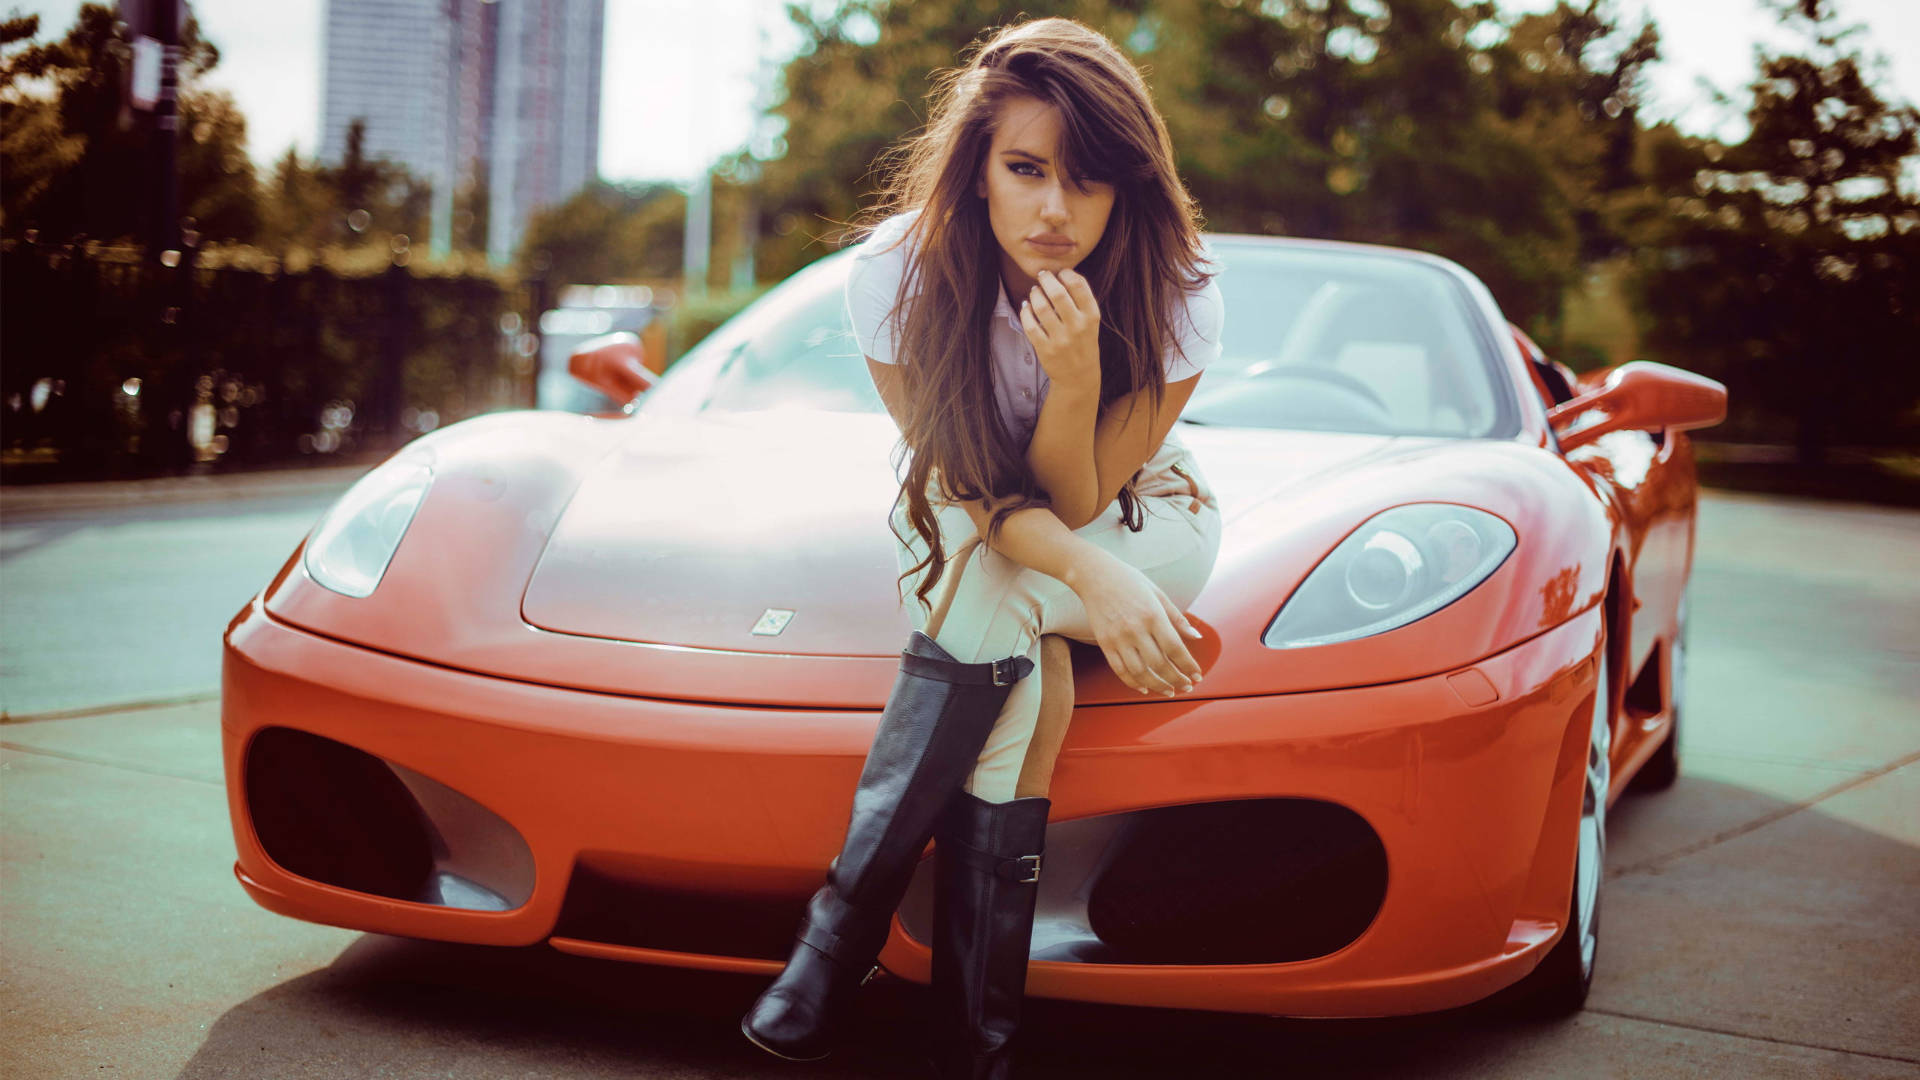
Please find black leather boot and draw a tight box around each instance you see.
[930,791,1051,1080]
[741,630,1034,1062]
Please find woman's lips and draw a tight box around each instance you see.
[1026,237,1074,254]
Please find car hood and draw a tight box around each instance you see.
[520,411,1403,656]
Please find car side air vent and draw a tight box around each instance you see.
[243,727,535,912]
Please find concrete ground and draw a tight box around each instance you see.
[0,459,385,719]
[1,480,1915,1078]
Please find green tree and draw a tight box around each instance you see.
[323,117,430,247]
[1487,1,1662,263]
[176,86,259,241]
[250,119,435,260]
[0,3,255,244]
[1623,0,1920,460]
[515,179,687,284]
[751,0,1075,279]
[752,0,1648,332]
[255,146,335,254]
[1149,0,1590,325]
[1470,1,1662,361]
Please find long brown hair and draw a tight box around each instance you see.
[853,16,1213,617]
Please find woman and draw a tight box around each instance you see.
[741,16,1224,1076]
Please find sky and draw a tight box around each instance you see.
[14,0,1920,184]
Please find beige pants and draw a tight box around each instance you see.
[891,431,1223,803]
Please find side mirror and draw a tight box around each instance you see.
[1547,360,1727,453]
[567,331,658,409]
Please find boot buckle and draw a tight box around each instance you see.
[990,658,1017,686]
[1014,854,1042,884]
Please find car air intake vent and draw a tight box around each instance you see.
[552,858,808,961]
[243,727,534,912]
[1086,798,1387,963]
[900,797,1386,966]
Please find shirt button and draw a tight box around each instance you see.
[1022,389,1033,398]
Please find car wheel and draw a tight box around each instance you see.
[1503,638,1609,1017]
[1633,586,1686,792]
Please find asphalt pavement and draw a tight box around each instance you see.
[1,475,1915,1078]
[0,462,378,719]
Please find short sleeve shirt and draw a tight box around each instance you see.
[846,208,1225,448]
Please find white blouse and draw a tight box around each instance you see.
[845,208,1225,448]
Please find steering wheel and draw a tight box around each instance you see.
[1250,365,1393,414]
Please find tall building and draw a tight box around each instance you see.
[485,0,604,265]
[319,0,454,187]
[319,0,603,264]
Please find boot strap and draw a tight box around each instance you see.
[796,921,854,963]
[794,889,880,967]
[900,650,1033,687]
[940,837,1043,883]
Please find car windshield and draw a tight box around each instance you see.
[638,239,1515,438]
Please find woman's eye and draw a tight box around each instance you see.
[1009,162,1041,178]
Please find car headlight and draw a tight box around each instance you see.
[303,458,434,598]
[1263,503,1516,648]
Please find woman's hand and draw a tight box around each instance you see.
[1067,549,1205,697]
[1019,268,1102,390]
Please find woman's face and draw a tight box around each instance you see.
[975,95,1116,298]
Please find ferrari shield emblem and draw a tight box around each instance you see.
[751,608,797,636]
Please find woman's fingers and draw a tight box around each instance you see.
[1059,268,1098,318]
[1130,606,1202,696]
[1028,285,1065,337]
[1139,663,1183,696]
[1082,558,1205,697]
[1122,642,1181,696]
[1102,637,1169,697]
[1018,298,1050,344]
[1142,635,1194,693]
[1115,625,1190,696]
[1034,270,1090,332]
[1035,270,1076,317]
[1156,594,1206,681]
[1158,631,1202,689]
[1161,590,1204,642]
[1098,640,1142,694]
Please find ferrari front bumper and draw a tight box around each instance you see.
[222,593,1603,1018]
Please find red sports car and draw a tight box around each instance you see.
[221,233,1725,1020]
